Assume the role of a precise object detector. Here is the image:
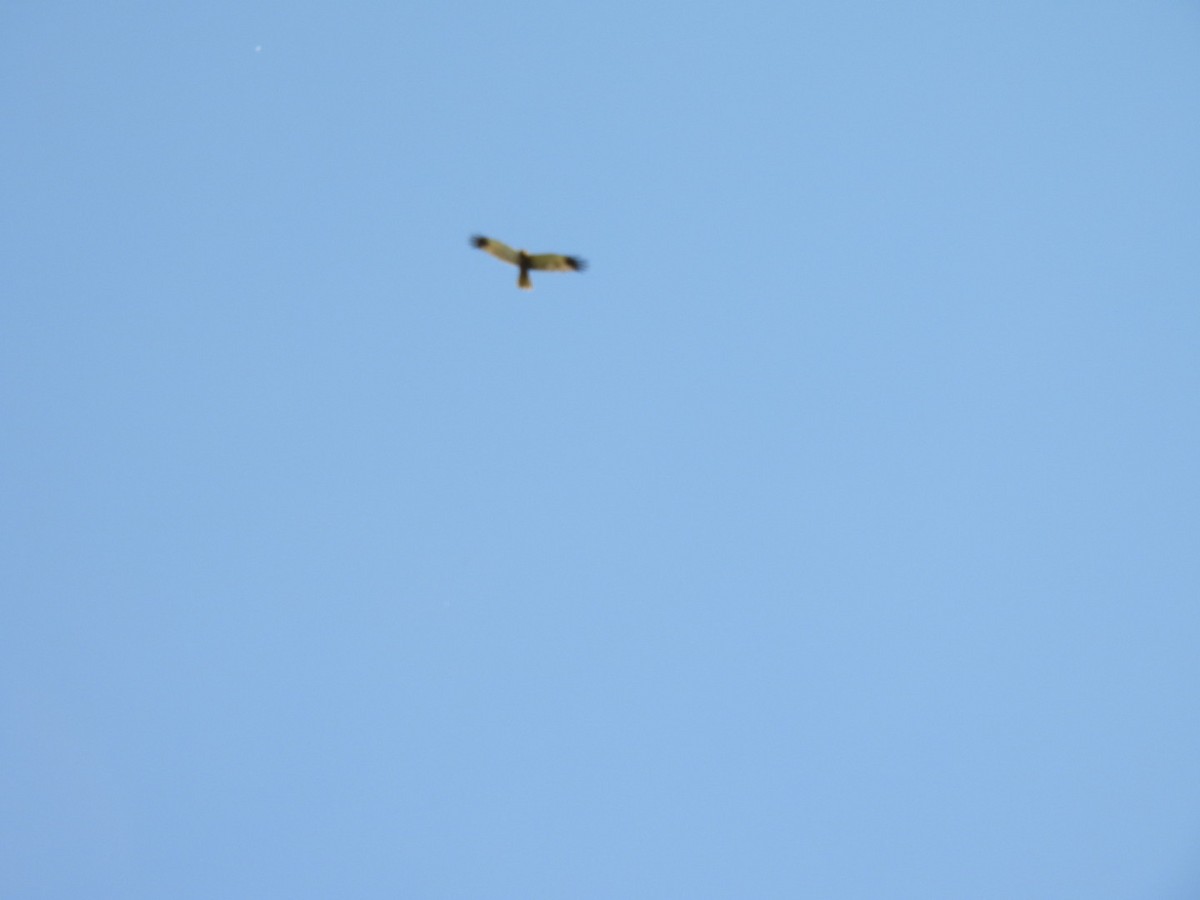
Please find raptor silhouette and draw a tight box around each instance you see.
[471,235,586,290]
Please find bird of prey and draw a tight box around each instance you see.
[470,235,587,289]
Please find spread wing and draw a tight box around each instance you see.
[471,235,520,266]
[528,253,586,272]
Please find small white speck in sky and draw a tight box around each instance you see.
[255,45,262,53]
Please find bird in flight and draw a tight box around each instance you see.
[470,235,587,290]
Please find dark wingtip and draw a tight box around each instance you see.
[566,256,587,272]
[470,235,487,248]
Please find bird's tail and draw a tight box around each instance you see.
[518,268,532,290]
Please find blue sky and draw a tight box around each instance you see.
[3,2,1199,897]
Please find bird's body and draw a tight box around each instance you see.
[471,235,586,289]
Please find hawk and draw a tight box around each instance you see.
[470,235,587,290]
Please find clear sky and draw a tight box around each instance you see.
[3,2,1199,897]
